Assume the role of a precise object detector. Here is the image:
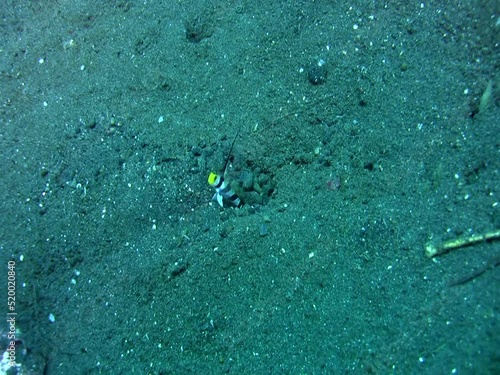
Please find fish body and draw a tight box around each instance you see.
[208,172,243,208]
[208,129,244,208]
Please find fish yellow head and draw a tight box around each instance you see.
[208,172,218,186]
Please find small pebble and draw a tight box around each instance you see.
[259,224,268,237]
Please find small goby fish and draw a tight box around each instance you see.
[208,172,243,208]
[207,130,244,208]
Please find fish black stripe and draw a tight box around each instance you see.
[214,177,224,188]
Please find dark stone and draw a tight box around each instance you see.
[308,62,327,85]
[185,16,212,43]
